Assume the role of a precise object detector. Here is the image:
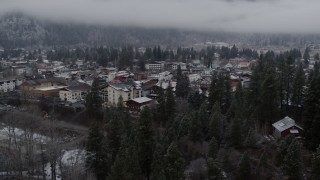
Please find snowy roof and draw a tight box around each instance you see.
[110,83,132,91]
[290,129,299,134]
[35,86,67,91]
[109,80,139,92]
[272,116,302,132]
[131,97,152,104]
[156,81,176,90]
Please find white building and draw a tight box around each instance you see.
[188,74,201,82]
[145,62,165,72]
[59,81,91,103]
[59,90,81,103]
[169,62,187,71]
[107,81,142,106]
[0,79,16,93]
[11,66,27,75]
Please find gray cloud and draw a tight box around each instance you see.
[0,0,319,33]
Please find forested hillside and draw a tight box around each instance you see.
[1,14,320,48]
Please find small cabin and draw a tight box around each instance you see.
[272,116,303,138]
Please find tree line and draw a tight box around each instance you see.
[83,46,320,179]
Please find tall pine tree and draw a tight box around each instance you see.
[136,107,154,180]
[236,152,251,180]
[86,122,109,180]
[86,78,102,120]
[283,139,302,179]
[163,142,185,180]
[312,145,320,180]
[175,65,190,98]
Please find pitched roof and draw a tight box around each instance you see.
[109,80,138,92]
[131,97,153,104]
[272,116,302,132]
[65,80,91,91]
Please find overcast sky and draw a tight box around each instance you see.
[0,0,319,33]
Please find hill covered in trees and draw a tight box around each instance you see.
[1,14,320,48]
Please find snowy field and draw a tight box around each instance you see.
[0,125,49,143]
[45,149,86,180]
[0,149,86,180]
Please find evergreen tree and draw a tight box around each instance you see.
[163,142,185,180]
[111,136,141,180]
[198,102,209,138]
[208,137,219,159]
[254,66,280,128]
[165,87,176,122]
[139,59,146,71]
[315,53,320,61]
[230,82,248,119]
[222,73,231,114]
[229,119,242,148]
[177,64,182,77]
[220,46,230,60]
[207,158,222,180]
[86,78,102,120]
[244,128,257,148]
[291,63,305,107]
[175,65,190,98]
[152,138,168,180]
[230,44,238,59]
[156,89,167,126]
[117,95,124,110]
[208,72,220,110]
[157,45,162,60]
[189,111,204,142]
[107,117,121,163]
[248,58,264,112]
[278,55,294,115]
[303,69,320,150]
[209,103,222,142]
[256,151,269,179]
[96,46,110,67]
[312,145,320,180]
[303,47,310,65]
[86,122,109,180]
[37,55,43,63]
[188,90,206,110]
[208,72,231,113]
[236,152,251,180]
[283,139,302,179]
[136,107,154,180]
[275,135,294,166]
[309,109,320,150]
[169,114,191,140]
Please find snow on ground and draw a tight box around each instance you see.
[44,163,62,180]
[0,126,49,143]
[44,149,86,180]
[61,149,86,167]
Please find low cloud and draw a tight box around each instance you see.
[0,0,319,33]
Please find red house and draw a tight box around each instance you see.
[126,97,155,112]
[272,116,303,138]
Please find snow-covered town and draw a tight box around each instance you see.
[1,1,320,179]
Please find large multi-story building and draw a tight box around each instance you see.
[59,81,91,103]
[0,79,16,93]
[107,81,142,106]
[20,78,67,97]
[145,62,165,72]
[166,62,187,71]
[0,77,24,93]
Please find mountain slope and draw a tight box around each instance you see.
[1,14,320,48]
